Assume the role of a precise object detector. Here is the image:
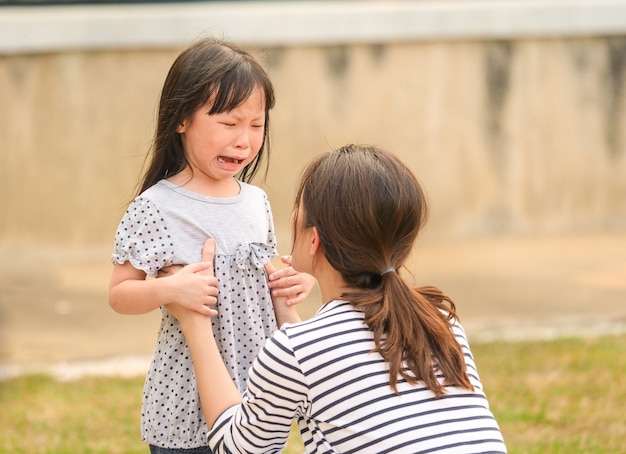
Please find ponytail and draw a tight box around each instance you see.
[345,273,473,397]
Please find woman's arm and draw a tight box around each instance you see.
[109,256,218,316]
[209,330,307,453]
[170,302,306,453]
[160,238,240,427]
[167,240,304,451]
[168,302,242,427]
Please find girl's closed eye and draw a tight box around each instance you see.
[213,111,235,123]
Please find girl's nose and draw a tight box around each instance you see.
[234,129,251,149]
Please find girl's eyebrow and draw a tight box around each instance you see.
[219,111,266,122]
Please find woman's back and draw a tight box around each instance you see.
[208,300,506,454]
[178,144,506,454]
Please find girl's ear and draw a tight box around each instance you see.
[176,120,187,133]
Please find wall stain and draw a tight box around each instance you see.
[570,42,591,73]
[568,40,596,110]
[369,43,386,65]
[7,55,34,90]
[484,40,513,174]
[325,45,349,79]
[325,46,350,116]
[606,37,626,159]
[261,46,285,71]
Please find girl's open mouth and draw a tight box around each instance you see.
[218,156,243,164]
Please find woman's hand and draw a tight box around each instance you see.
[266,256,315,326]
[163,238,219,317]
[109,240,217,316]
[267,255,316,306]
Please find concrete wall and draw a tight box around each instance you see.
[1,1,625,256]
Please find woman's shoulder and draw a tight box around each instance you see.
[281,300,364,337]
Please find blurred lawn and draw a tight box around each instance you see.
[1,334,624,453]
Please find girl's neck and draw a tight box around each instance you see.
[167,168,240,198]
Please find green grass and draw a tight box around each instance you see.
[472,334,626,453]
[1,334,624,453]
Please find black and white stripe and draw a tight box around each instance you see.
[208,300,507,453]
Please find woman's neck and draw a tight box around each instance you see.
[316,264,349,305]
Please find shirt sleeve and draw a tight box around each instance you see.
[207,329,309,454]
[110,197,175,277]
[451,318,483,392]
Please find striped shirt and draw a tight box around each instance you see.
[208,300,507,453]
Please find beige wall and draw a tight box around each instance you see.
[1,36,625,255]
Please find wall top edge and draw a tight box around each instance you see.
[1,0,626,54]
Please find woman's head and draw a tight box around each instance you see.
[293,145,472,396]
[139,37,275,194]
[293,144,428,287]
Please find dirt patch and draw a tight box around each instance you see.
[1,233,625,377]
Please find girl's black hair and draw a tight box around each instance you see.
[136,37,275,196]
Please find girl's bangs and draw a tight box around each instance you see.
[209,68,262,114]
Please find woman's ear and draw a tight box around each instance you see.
[310,227,321,256]
[176,120,187,133]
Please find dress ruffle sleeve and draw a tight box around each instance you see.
[110,197,175,277]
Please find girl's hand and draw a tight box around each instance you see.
[267,256,316,307]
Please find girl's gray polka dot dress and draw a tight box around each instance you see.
[111,180,278,449]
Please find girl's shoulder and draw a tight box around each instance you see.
[133,179,171,201]
[237,180,267,197]
[237,181,271,206]
[123,180,190,217]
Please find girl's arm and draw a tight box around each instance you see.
[109,260,218,315]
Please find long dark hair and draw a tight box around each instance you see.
[136,37,275,196]
[294,144,473,396]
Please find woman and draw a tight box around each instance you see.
[169,144,507,453]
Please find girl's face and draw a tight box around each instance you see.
[177,87,266,184]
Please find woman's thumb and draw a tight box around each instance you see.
[198,238,215,276]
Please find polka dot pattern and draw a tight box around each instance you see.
[111,180,278,449]
[112,197,175,276]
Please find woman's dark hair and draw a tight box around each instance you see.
[136,37,275,196]
[294,144,473,396]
